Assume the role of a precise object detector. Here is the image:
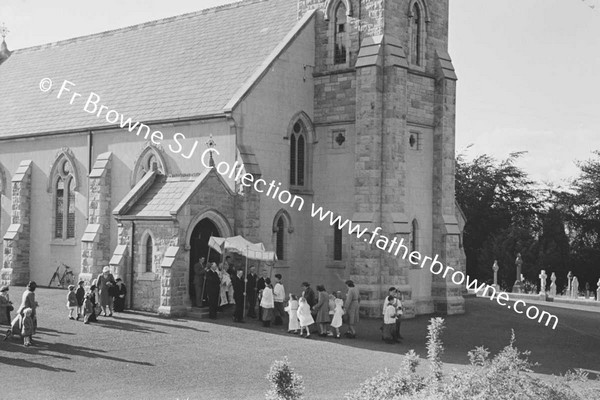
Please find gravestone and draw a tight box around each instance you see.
[492,260,500,291]
[550,272,557,297]
[539,270,547,294]
[571,276,579,299]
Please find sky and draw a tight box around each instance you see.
[1,0,599,186]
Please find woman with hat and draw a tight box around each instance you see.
[4,281,38,342]
[96,266,116,317]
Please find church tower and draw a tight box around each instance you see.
[298,0,465,317]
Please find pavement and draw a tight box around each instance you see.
[1,287,599,400]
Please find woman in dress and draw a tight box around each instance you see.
[113,278,127,312]
[344,280,360,338]
[330,291,344,339]
[313,285,330,337]
[296,297,314,338]
[96,266,115,317]
[5,281,38,342]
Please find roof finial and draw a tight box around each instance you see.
[0,23,8,41]
[0,22,11,65]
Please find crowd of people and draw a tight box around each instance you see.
[0,266,128,347]
[191,256,405,341]
[1,259,406,346]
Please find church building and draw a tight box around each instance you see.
[0,0,466,317]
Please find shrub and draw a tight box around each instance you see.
[345,324,600,400]
[425,317,445,384]
[265,357,305,400]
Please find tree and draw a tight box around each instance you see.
[536,207,570,291]
[557,151,600,292]
[456,151,542,281]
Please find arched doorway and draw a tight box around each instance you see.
[189,218,221,307]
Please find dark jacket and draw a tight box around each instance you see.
[303,287,317,308]
[205,269,221,294]
[232,275,245,302]
[246,273,257,297]
[76,287,85,306]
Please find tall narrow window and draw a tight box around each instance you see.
[145,235,153,273]
[290,134,297,185]
[333,225,343,261]
[290,121,306,188]
[410,3,422,66]
[276,217,285,260]
[334,2,348,64]
[55,178,64,238]
[411,219,419,253]
[53,158,76,240]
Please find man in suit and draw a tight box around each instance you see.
[232,269,245,322]
[245,266,258,318]
[205,262,221,319]
[256,269,268,321]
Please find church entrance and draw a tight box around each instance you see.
[189,218,221,307]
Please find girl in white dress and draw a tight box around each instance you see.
[284,294,300,334]
[296,297,314,338]
[330,291,344,338]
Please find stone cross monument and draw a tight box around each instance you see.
[571,276,579,299]
[550,272,557,297]
[492,260,500,291]
[539,270,547,294]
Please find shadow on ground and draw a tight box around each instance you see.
[199,298,600,376]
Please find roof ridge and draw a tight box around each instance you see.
[12,0,272,54]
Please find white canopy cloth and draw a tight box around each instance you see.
[208,236,277,262]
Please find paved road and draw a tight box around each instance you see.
[1,288,598,399]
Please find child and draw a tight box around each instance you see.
[297,297,314,338]
[67,285,77,320]
[330,291,344,339]
[284,294,300,334]
[21,308,34,346]
[382,295,397,344]
[327,293,336,336]
[83,294,96,324]
[259,278,274,327]
[75,280,85,320]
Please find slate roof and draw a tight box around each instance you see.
[0,0,297,138]
[126,175,199,218]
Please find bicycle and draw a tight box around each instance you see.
[48,263,75,288]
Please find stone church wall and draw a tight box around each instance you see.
[236,18,316,291]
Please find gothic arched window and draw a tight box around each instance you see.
[276,217,285,261]
[409,1,427,67]
[290,121,306,187]
[53,158,76,240]
[334,1,348,65]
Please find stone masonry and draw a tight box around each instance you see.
[80,152,112,286]
[1,160,33,286]
[298,0,465,317]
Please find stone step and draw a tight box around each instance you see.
[186,308,210,320]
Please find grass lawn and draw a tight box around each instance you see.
[1,287,598,399]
